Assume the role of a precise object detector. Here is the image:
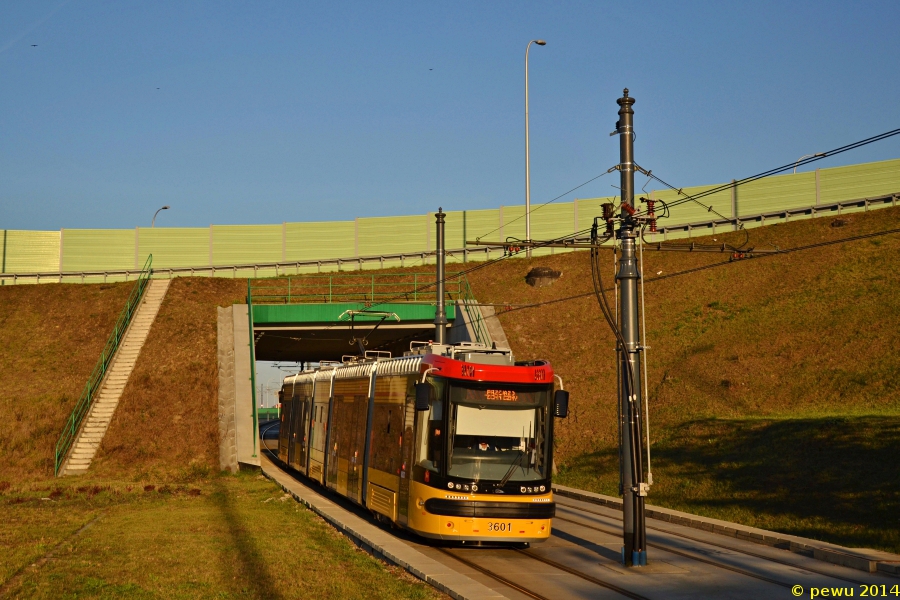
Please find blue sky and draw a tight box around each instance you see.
[2,1,899,231]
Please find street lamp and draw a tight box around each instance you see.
[793,153,825,173]
[151,205,170,227]
[266,377,283,410]
[525,39,546,259]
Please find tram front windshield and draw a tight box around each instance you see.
[448,383,550,482]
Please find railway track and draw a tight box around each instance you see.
[261,439,894,599]
[434,548,553,600]
[554,498,880,586]
[435,511,854,600]
[437,545,653,600]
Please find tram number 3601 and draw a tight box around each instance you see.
[488,522,513,532]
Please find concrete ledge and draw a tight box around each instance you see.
[262,456,506,600]
[813,548,877,573]
[553,483,900,576]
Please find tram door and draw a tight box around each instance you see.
[278,391,290,462]
[287,395,299,465]
[347,393,367,503]
[331,378,370,503]
[365,375,408,522]
[291,397,304,471]
[309,377,330,484]
[295,396,311,474]
[397,378,417,526]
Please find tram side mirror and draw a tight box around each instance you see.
[554,390,569,418]
[415,383,431,411]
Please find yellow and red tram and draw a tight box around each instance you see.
[277,342,568,543]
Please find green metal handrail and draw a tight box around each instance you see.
[460,277,492,347]
[248,272,468,305]
[53,254,154,476]
[248,271,493,346]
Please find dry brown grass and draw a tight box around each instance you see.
[466,206,900,461]
[466,206,900,551]
[4,207,898,552]
[90,277,246,481]
[0,282,132,482]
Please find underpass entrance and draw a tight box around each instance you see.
[217,272,497,473]
[249,272,491,362]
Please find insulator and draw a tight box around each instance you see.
[650,219,657,233]
[602,203,615,235]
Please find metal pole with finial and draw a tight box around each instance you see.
[615,88,648,567]
[434,208,447,344]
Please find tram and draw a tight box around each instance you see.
[276,341,569,543]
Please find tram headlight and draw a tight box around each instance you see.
[448,482,454,489]
[520,486,526,493]
[540,485,546,492]
[471,484,477,492]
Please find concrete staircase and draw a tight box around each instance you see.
[60,279,170,476]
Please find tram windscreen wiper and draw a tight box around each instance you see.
[498,450,526,487]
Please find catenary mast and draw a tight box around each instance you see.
[615,89,648,567]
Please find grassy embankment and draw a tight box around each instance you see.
[0,278,440,599]
[0,473,439,599]
[0,282,132,481]
[466,204,900,553]
[2,204,898,582]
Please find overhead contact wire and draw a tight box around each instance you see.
[632,127,900,219]
[474,168,617,242]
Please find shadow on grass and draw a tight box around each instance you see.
[211,478,281,600]
[559,416,900,552]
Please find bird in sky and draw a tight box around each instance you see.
[31,44,38,47]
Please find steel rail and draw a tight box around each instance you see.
[434,548,552,600]
[554,499,876,586]
[553,512,814,590]
[514,548,652,600]
[263,438,646,599]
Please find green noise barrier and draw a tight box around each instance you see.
[2,158,898,284]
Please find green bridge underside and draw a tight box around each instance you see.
[251,302,455,362]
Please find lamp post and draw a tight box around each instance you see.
[151,205,170,227]
[266,377,283,410]
[525,39,546,259]
[793,153,825,173]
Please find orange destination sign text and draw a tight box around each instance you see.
[485,389,519,402]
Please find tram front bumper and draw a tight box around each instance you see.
[410,488,555,542]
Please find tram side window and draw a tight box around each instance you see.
[415,380,445,473]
